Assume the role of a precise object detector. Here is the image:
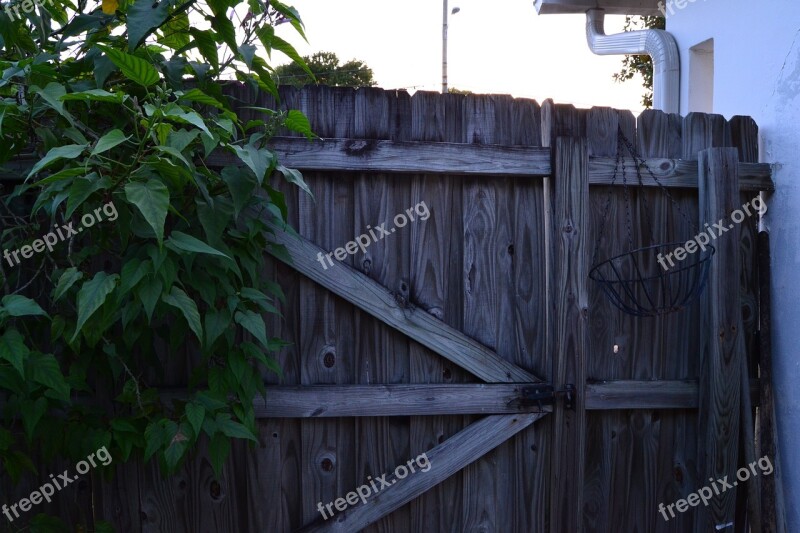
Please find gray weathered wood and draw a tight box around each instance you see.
[585,380,758,410]
[296,413,546,533]
[696,147,745,530]
[264,221,542,384]
[547,133,589,533]
[256,384,551,417]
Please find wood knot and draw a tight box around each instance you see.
[344,139,376,156]
[320,456,335,472]
[210,480,222,500]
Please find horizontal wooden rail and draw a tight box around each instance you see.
[253,384,550,416]
[586,379,760,410]
[1,138,773,191]
[151,380,765,418]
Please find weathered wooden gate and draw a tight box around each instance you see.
[25,85,770,532]
[194,86,776,533]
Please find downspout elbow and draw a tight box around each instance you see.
[586,8,680,114]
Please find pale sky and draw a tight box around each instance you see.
[275,0,646,113]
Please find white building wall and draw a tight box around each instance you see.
[667,0,800,529]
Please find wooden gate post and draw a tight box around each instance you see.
[546,132,589,533]
[696,147,745,531]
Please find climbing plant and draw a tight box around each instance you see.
[0,0,312,527]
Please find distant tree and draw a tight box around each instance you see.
[613,16,665,108]
[275,51,376,87]
[448,88,473,95]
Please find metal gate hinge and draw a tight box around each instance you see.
[519,384,575,411]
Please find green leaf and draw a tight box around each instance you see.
[216,415,258,442]
[158,11,189,50]
[91,129,129,156]
[162,286,203,342]
[277,164,313,197]
[154,145,192,170]
[127,0,172,51]
[167,129,200,152]
[272,0,307,40]
[234,310,268,348]
[125,180,170,244]
[20,397,47,441]
[284,110,314,139]
[66,173,107,218]
[71,272,119,342]
[97,45,160,87]
[144,420,169,461]
[31,353,70,401]
[120,258,150,295]
[1,295,48,317]
[221,166,257,217]
[60,89,125,103]
[185,403,205,437]
[238,44,257,68]
[230,144,274,185]
[0,330,28,377]
[162,106,213,139]
[164,422,191,470]
[138,277,163,321]
[178,88,224,109]
[188,29,219,71]
[212,15,237,52]
[31,82,70,118]
[271,35,313,77]
[204,308,230,347]
[29,167,85,187]
[167,231,231,258]
[209,431,229,479]
[26,144,87,179]
[53,268,83,301]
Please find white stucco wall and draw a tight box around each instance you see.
[667,1,800,529]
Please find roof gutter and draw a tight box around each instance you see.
[586,8,680,113]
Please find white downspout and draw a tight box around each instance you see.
[586,8,680,114]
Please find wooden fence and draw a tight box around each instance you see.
[0,85,780,533]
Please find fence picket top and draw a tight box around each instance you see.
[637,108,682,158]
[331,86,356,138]
[682,111,732,160]
[510,97,542,147]
[729,115,759,163]
[587,107,628,157]
[411,90,446,142]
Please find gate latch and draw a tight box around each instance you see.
[519,384,575,411]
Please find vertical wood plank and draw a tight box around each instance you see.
[638,109,697,533]
[547,134,589,533]
[353,87,412,533]
[408,89,467,533]
[508,96,549,532]
[460,93,504,532]
[729,115,761,533]
[696,147,744,531]
[295,86,358,530]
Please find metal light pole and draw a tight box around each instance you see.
[442,2,460,93]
